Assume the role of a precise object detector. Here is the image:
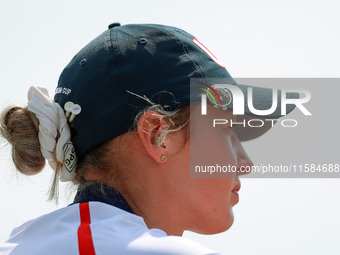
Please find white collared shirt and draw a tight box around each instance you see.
[0,202,223,255]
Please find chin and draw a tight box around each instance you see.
[190,210,235,235]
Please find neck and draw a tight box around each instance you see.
[119,170,187,236]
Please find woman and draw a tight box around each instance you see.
[0,23,294,254]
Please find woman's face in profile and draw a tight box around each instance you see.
[172,105,253,234]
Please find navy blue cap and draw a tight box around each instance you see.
[54,23,295,157]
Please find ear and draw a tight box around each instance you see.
[137,111,168,163]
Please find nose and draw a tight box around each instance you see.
[237,153,253,176]
[233,135,253,176]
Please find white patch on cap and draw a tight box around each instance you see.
[192,38,225,68]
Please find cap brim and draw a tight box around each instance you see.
[232,83,298,141]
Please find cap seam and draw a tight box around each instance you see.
[144,24,207,81]
[109,25,131,130]
[168,30,207,81]
[108,25,128,106]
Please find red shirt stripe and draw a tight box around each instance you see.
[78,202,96,255]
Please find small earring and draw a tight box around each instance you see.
[161,155,166,161]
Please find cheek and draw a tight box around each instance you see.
[207,180,234,204]
[192,128,236,161]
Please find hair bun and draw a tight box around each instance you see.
[0,105,45,175]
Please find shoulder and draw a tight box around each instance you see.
[88,202,223,254]
[124,233,223,255]
[0,203,82,254]
[0,202,223,255]
[0,204,81,254]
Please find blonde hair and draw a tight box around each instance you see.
[0,106,45,175]
[0,101,191,200]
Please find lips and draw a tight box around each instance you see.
[232,181,241,193]
[231,181,241,202]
